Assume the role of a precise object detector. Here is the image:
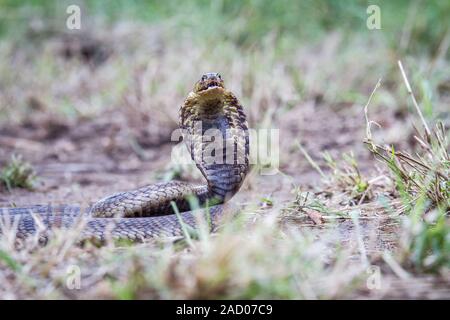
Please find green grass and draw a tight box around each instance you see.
[364,65,449,274]
[0,155,37,191]
[322,151,370,202]
[401,197,449,272]
[0,0,449,54]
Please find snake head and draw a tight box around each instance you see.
[194,72,225,94]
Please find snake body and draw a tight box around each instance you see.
[0,73,249,242]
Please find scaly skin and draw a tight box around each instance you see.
[180,73,249,202]
[0,73,249,242]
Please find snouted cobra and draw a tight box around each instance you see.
[0,73,249,242]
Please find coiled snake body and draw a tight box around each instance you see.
[0,73,249,242]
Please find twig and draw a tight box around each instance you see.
[350,210,369,267]
[171,201,194,247]
[303,208,324,225]
[397,60,431,137]
[383,251,411,280]
[399,0,422,52]
[394,149,448,180]
[428,29,450,74]
[296,140,326,179]
[364,78,382,141]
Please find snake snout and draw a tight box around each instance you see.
[195,72,225,92]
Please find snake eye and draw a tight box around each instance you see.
[201,75,207,81]
[217,74,222,80]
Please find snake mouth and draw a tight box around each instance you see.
[197,80,224,92]
[194,73,225,94]
[196,83,226,102]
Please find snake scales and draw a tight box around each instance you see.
[0,73,249,242]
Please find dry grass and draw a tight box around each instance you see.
[0,210,369,299]
[0,154,37,191]
[364,63,449,273]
